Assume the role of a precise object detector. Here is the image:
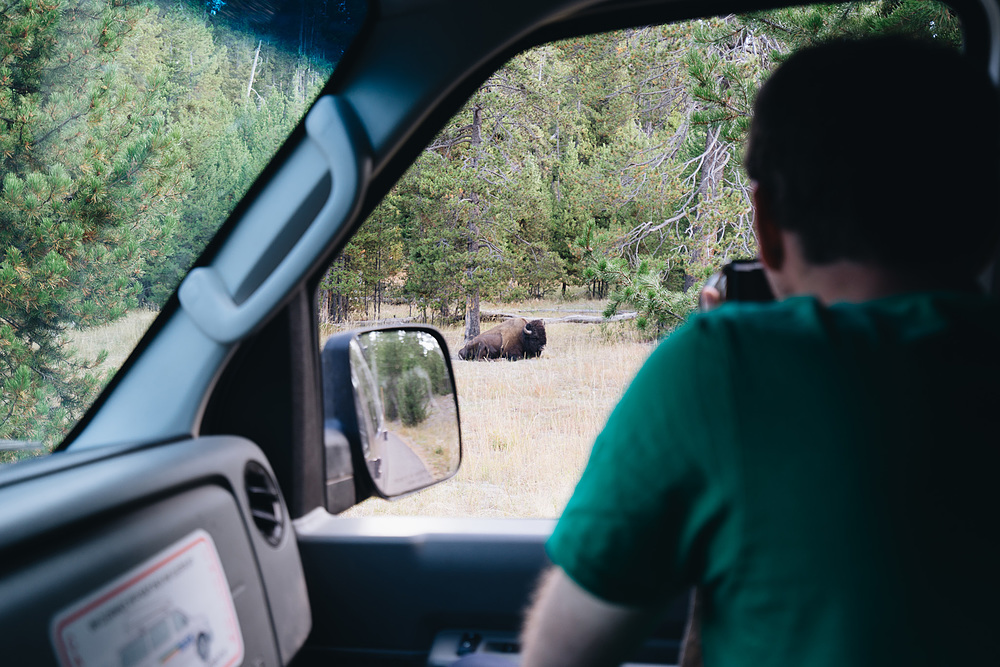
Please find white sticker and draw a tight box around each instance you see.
[51,529,244,667]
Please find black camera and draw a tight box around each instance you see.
[701,259,775,310]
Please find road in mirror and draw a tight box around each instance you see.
[353,330,460,496]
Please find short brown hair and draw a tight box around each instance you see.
[745,38,1000,278]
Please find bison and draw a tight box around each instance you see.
[458,317,547,361]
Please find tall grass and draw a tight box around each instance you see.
[65,309,159,375]
[341,301,656,518]
[63,300,657,519]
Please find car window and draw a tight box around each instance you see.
[323,0,961,518]
[0,0,367,463]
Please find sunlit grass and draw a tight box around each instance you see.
[340,306,655,519]
[64,309,159,375]
[61,301,656,519]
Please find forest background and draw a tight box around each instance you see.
[1,0,960,453]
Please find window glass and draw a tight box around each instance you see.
[1,0,367,463]
[319,1,961,518]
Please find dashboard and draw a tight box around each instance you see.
[0,437,309,666]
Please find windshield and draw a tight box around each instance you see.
[0,0,367,462]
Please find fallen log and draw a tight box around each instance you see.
[323,316,420,329]
[542,312,638,324]
[478,311,639,324]
[478,311,519,321]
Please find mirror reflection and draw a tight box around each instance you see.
[351,330,461,497]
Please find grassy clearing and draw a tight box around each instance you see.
[340,300,656,519]
[2,314,156,466]
[65,309,159,375]
[62,299,657,519]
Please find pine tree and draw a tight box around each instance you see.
[0,0,187,449]
[595,2,962,335]
[318,197,404,323]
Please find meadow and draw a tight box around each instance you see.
[67,298,656,518]
[325,298,656,518]
[67,309,160,372]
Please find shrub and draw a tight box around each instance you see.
[397,367,431,426]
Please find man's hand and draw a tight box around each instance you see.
[699,268,726,311]
[698,284,723,311]
[520,567,662,667]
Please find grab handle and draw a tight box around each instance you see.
[180,96,371,344]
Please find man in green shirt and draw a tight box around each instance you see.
[520,38,1000,666]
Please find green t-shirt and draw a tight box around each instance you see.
[548,292,1000,666]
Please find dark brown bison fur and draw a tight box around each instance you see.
[458,317,546,361]
[460,335,501,360]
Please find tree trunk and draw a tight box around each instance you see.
[299,0,305,56]
[463,104,485,343]
[470,104,483,150]
[332,292,348,322]
[464,215,481,341]
[464,289,481,342]
[318,290,330,324]
[589,278,608,299]
[247,40,262,99]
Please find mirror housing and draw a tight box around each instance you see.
[321,325,461,508]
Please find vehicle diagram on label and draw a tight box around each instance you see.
[51,529,244,667]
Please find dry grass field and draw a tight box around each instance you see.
[65,299,657,519]
[335,299,656,518]
[65,309,159,375]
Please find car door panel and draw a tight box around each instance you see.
[296,516,688,665]
[297,517,552,653]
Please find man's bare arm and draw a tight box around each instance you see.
[520,567,663,667]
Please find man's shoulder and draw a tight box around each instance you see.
[693,296,819,329]
[640,291,1000,385]
[668,296,825,352]
[684,291,1000,344]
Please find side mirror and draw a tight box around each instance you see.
[321,326,461,506]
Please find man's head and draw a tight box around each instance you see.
[745,38,1000,288]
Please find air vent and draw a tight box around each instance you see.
[244,461,284,547]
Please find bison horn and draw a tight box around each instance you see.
[524,326,532,334]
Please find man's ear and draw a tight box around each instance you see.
[752,184,784,271]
